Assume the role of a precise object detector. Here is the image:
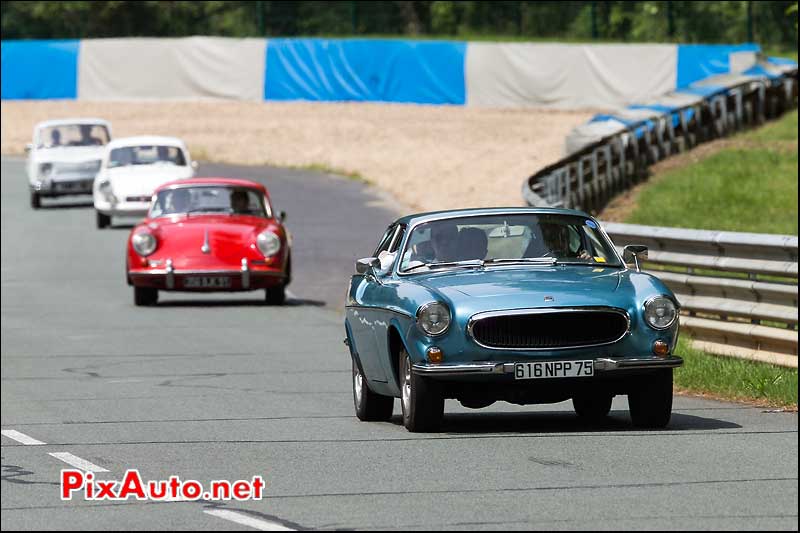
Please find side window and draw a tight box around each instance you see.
[373,225,395,257]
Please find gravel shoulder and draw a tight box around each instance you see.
[1,100,592,212]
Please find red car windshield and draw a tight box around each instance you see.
[149,186,269,218]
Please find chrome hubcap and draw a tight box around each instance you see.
[401,355,412,416]
[354,365,363,407]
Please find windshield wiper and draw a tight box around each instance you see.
[185,207,233,216]
[483,257,557,266]
[404,259,485,273]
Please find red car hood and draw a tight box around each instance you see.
[145,215,277,267]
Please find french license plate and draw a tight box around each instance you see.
[514,360,594,380]
[183,276,232,289]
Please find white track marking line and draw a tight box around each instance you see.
[1,429,46,445]
[48,452,109,472]
[204,509,295,531]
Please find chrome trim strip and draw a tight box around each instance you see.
[165,259,175,289]
[241,258,250,289]
[412,356,683,376]
[344,305,415,320]
[466,306,631,351]
[131,268,283,277]
[201,229,210,254]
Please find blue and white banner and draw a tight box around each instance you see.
[1,38,796,110]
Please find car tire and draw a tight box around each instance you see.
[628,369,673,429]
[352,358,393,422]
[133,287,158,307]
[30,191,41,209]
[96,211,111,229]
[400,349,444,432]
[572,393,613,422]
[265,285,286,305]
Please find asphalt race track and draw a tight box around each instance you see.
[1,156,798,530]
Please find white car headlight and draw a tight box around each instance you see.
[38,163,53,178]
[132,231,157,257]
[98,179,117,203]
[256,231,281,257]
[417,302,451,336]
[644,296,678,330]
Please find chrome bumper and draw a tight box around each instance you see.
[130,258,283,290]
[412,356,683,377]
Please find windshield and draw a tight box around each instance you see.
[149,186,269,218]
[399,214,621,272]
[37,124,110,148]
[108,145,186,169]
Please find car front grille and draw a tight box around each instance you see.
[469,309,629,349]
[126,196,151,203]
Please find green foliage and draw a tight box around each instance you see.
[625,111,799,236]
[674,337,798,408]
[1,0,797,50]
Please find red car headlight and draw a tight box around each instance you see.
[132,231,157,257]
[256,230,281,257]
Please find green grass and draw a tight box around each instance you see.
[675,337,798,408]
[624,111,798,235]
[294,163,367,182]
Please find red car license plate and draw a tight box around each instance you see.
[183,276,232,289]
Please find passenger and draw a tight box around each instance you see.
[230,190,250,214]
[457,227,488,261]
[430,221,460,262]
[50,129,62,147]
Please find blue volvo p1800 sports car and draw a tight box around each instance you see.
[344,208,683,432]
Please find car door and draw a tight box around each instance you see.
[346,224,396,383]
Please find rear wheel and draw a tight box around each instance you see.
[352,358,393,421]
[96,211,111,229]
[628,369,673,428]
[30,191,41,209]
[573,393,613,423]
[133,287,158,307]
[400,349,444,432]
[265,285,286,305]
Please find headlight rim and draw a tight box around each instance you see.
[643,295,679,330]
[256,230,282,257]
[416,301,452,337]
[131,230,157,257]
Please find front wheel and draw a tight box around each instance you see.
[30,191,41,209]
[265,285,286,305]
[352,358,393,421]
[400,349,444,432]
[628,369,673,428]
[133,287,158,307]
[573,392,613,423]
[96,211,111,229]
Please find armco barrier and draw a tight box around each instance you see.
[523,63,799,212]
[603,222,798,368]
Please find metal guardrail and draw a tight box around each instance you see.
[603,222,798,368]
[523,67,799,212]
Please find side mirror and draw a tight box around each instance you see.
[25,143,33,154]
[623,244,649,272]
[278,210,286,222]
[355,257,381,275]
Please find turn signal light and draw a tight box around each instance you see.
[653,340,670,357]
[426,347,444,364]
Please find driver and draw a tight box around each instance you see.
[230,190,250,214]
[539,223,591,260]
[430,221,460,262]
[50,129,62,147]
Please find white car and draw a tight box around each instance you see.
[93,136,197,229]
[26,118,112,209]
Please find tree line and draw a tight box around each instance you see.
[1,1,797,50]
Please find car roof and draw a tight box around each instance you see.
[35,118,110,129]
[106,136,187,149]
[154,178,268,195]
[394,207,594,227]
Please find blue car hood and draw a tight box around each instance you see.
[415,266,627,311]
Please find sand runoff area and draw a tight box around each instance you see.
[2,100,593,212]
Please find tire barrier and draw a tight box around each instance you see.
[603,222,798,368]
[523,62,799,213]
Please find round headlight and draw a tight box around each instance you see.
[644,296,678,330]
[132,231,157,257]
[256,230,281,257]
[39,163,53,178]
[417,302,451,336]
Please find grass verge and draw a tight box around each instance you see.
[623,110,798,235]
[674,336,798,409]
